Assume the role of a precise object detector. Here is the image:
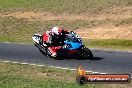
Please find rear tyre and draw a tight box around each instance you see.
[39,49,46,55]
[78,47,93,59]
[46,49,52,58]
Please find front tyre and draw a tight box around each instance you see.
[78,47,93,59]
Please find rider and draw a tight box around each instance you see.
[42,27,69,57]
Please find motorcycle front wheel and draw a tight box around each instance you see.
[78,47,93,59]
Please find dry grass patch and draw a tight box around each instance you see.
[76,25,132,40]
[0,6,132,21]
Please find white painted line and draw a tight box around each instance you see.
[54,67,62,69]
[2,61,10,63]
[4,42,11,43]
[100,73,107,74]
[92,72,100,74]
[0,60,114,75]
[62,68,69,70]
[49,66,54,67]
[12,62,19,64]
[69,69,76,71]
[29,64,37,66]
[86,71,92,73]
[37,65,44,67]
[21,63,28,65]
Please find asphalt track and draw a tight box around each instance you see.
[0,42,132,74]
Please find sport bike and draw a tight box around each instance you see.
[32,31,93,60]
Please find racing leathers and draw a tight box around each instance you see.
[42,29,69,57]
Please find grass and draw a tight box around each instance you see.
[0,17,102,44]
[0,61,131,88]
[114,18,132,26]
[84,39,132,50]
[0,0,131,14]
[0,62,98,88]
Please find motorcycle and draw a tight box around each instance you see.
[32,31,93,60]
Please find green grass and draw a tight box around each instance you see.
[0,62,99,88]
[0,62,132,88]
[0,0,131,14]
[84,39,132,50]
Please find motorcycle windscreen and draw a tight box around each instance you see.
[64,41,82,50]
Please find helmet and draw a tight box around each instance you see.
[51,27,62,35]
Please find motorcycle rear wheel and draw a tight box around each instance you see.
[39,49,47,55]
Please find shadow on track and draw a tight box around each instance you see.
[39,49,104,60]
[55,56,104,61]
[89,57,104,61]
